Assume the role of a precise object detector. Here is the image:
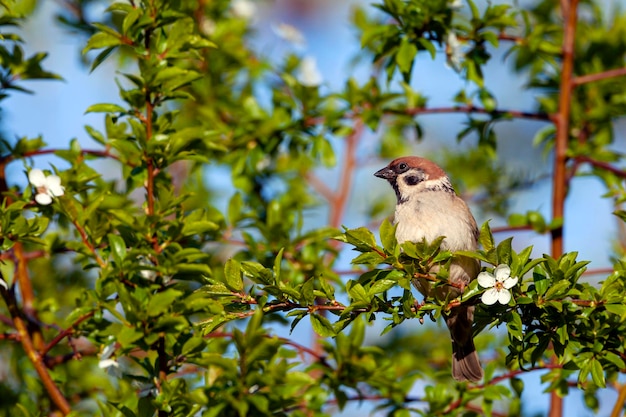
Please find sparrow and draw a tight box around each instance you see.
[374,156,483,382]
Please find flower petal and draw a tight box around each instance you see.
[98,359,119,369]
[481,288,499,305]
[231,0,256,19]
[477,271,495,288]
[272,23,306,46]
[297,56,323,87]
[46,176,65,197]
[28,169,46,187]
[497,289,512,304]
[494,264,511,282]
[503,276,519,289]
[101,343,116,360]
[35,193,53,205]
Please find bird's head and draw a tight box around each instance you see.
[374,156,454,203]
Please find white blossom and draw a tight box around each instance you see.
[445,31,464,71]
[449,0,463,9]
[199,18,216,36]
[272,23,306,47]
[98,359,119,369]
[478,264,518,305]
[137,255,157,281]
[231,0,256,20]
[28,169,64,205]
[297,56,323,87]
[98,342,119,370]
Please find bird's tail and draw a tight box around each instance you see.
[446,305,483,382]
[451,339,483,382]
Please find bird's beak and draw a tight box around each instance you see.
[374,167,395,180]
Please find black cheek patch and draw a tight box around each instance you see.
[404,175,421,186]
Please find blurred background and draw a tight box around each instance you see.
[4,0,626,415]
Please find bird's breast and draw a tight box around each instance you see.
[393,194,477,251]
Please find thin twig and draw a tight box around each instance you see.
[576,155,626,179]
[401,105,552,121]
[0,285,71,415]
[572,67,626,86]
[70,218,106,268]
[1,148,120,164]
[42,311,95,355]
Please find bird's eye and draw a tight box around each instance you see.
[397,162,408,172]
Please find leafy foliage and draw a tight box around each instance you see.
[0,0,626,416]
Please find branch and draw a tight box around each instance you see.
[12,243,44,350]
[70,217,106,268]
[305,171,335,202]
[576,155,626,179]
[572,67,626,86]
[329,118,363,230]
[610,382,626,417]
[0,332,19,341]
[400,105,552,122]
[443,364,564,415]
[1,148,120,164]
[491,224,535,234]
[0,285,71,415]
[548,4,578,417]
[206,331,328,363]
[42,311,95,355]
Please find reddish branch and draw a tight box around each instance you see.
[330,118,362,229]
[0,286,71,415]
[12,243,44,348]
[42,311,95,355]
[306,116,364,233]
[576,155,626,179]
[610,383,626,417]
[548,2,579,416]
[402,105,552,122]
[572,67,626,86]
[206,331,327,363]
[70,218,106,268]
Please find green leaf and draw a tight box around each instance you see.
[379,218,396,252]
[228,193,243,225]
[496,237,513,265]
[147,289,184,317]
[418,38,436,59]
[396,37,417,76]
[479,221,495,252]
[533,269,549,296]
[351,251,384,266]
[82,32,122,54]
[181,220,219,236]
[273,248,284,282]
[589,358,606,388]
[340,227,379,252]
[605,304,626,320]
[310,314,336,337]
[108,234,126,264]
[368,279,396,296]
[90,46,117,73]
[544,280,570,300]
[347,282,369,303]
[506,310,523,341]
[224,259,243,291]
[85,103,127,114]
